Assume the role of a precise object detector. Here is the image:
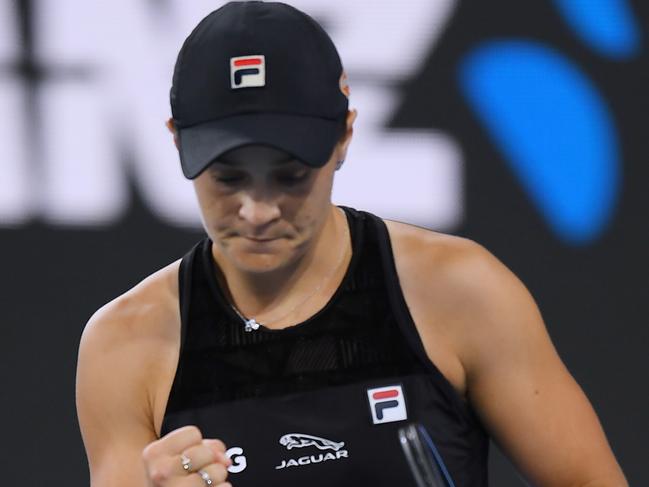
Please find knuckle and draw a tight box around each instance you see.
[147,457,175,484]
[148,466,168,483]
[180,425,203,444]
[211,463,228,482]
[204,438,226,452]
[141,441,160,463]
[203,439,226,461]
[182,425,202,437]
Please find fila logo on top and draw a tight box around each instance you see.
[230,55,266,89]
[367,385,408,424]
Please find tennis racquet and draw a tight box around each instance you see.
[398,423,456,487]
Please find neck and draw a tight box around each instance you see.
[212,206,349,321]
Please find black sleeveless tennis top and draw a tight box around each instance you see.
[161,206,489,486]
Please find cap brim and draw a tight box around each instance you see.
[178,113,343,179]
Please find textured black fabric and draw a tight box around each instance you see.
[161,206,489,486]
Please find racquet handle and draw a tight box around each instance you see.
[398,423,455,487]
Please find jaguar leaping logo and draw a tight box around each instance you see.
[279,433,345,452]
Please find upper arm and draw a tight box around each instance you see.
[76,298,166,487]
[386,220,627,487]
[434,241,627,487]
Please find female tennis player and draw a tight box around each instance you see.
[76,2,627,486]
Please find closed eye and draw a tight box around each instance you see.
[275,170,310,185]
[211,170,247,186]
[217,175,245,184]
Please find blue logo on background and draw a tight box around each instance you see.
[459,0,642,245]
[552,0,641,59]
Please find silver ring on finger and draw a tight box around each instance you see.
[198,469,214,486]
[180,453,192,473]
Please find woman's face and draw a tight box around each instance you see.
[192,144,340,274]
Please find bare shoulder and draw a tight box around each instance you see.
[82,259,182,349]
[383,218,528,319]
[76,260,182,478]
[78,258,182,419]
[383,219,488,278]
[383,218,520,316]
[382,219,538,394]
[382,220,628,486]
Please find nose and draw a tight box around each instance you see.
[238,192,281,228]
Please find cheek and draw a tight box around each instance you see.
[286,173,334,232]
[193,180,238,231]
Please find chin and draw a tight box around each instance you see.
[213,233,310,274]
[224,240,297,273]
[230,252,293,274]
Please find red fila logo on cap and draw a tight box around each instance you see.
[230,55,266,89]
[367,385,408,424]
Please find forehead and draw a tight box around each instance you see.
[213,144,303,168]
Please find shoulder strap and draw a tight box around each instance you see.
[177,239,202,360]
[162,238,203,420]
[366,213,481,424]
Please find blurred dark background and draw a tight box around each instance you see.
[1,0,646,485]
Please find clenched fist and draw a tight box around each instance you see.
[142,426,232,487]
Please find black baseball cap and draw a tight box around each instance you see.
[170,1,350,179]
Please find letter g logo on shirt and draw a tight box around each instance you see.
[225,447,247,473]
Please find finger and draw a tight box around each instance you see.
[185,463,228,486]
[143,426,202,463]
[177,477,231,487]
[203,439,226,454]
[202,440,231,466]
[147,444,221,484]
[179,443,230,474]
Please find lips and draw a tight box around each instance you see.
[243,236,279,242]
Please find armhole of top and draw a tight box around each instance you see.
[368,213,481,425]
[159,241,197,434]
[177,243,195,360]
